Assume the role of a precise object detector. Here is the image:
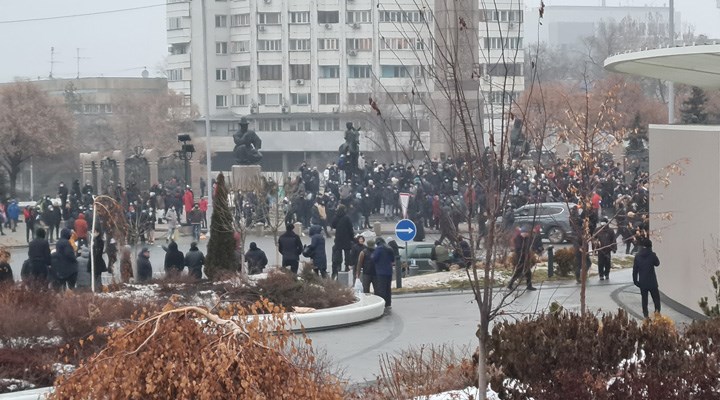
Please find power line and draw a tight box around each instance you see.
[0,4,165,24]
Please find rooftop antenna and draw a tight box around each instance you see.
[75,48,89,79]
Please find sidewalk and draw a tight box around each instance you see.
[0,223,31,249]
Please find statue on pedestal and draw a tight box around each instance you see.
[339,122,360,174]
[233,117,263,165]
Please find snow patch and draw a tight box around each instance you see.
[0,336,63,349]
[412,386,500,400]
[0,378,36,392]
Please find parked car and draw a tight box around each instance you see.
[511,202,576,244]
[399,241,437,273]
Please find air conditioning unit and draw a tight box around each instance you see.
[237,81,246,88]
[295,79,305,85]
[508,22,515,29]
[263,0,271,3]
[348,50,357,56]
[258,25,266,32]
[281,106,289,114]
[352,23,360,29]
[324,23,332,29]
[332,107,340,113]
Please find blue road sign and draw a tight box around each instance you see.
[395,219,417,242]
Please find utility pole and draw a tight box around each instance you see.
[49,47,59,79]
[75,48,89,79]
[201,0,214,212]
[667,0,675,124]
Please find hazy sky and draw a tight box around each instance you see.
[0,0,718,83]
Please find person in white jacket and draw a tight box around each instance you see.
[165,207,178,243]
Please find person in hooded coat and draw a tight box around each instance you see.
[136,247,153,282]
[306,225,327,277]
[27,228,52,289]
[74,213,88,249]
[51,228,79,291]
[163,241,185,277]
[184,242,206,280]
[245,242,268,275]
[632,237,661,318]
[278,223,303,274]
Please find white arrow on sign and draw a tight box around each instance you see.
[396,228,414,234]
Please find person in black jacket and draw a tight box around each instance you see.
[27,228,52,289]
[0,247,13,284]
[90,228,108,290]
[51,228,78,291]
[348,235,366,276]
[163,241,185,277]
[331,204,354,279]
[632,237,661,318]
[278,224,303,274]
[136,247,153,282]
[595,218,617,280]
[245,242,268,275]
[184,242,205,280]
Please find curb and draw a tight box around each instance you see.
[279,294,386,332]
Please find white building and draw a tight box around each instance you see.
[166,0,438,172]
[526,3,680,51]
[478,0,525,139]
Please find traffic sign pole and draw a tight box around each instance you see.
[394,219,417,289]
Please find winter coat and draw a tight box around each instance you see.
[137,252,153,282]
[183,190,194,212]
[6,202,19,220]
[74,213,88,240]
[371,244,395,277]
[278,230,303,262]
[307,225,327,269]
[28,237,52,277]
[331,210,354,250]
[357,246,376,276]
[632,247,660,289]
[349,241,365,267]
[595,225,617,255]
[91,236,108,275]
[164,241,185,273]
[0,262,13,284]
[52,229,78,279]
[245,244,268,274]
[184,248,205,279]
[166,211,178,229]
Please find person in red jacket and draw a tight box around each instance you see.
[199,196,208,228]
[74,213,89,249]
[183,187,194,223]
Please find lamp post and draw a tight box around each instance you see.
[176,134,195,186]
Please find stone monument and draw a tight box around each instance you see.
[231,117,262,191]
[339,122,360,179]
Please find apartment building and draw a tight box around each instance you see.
[167,0,437,171]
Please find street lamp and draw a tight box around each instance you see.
[176,134,195,185]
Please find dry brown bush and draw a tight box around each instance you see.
[255,268,355,310]
[50,299,345,399]
[0,347,57,394]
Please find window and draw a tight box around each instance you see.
[346,38,372,51]
[289,39,311,51]
[168,17,182,30]
[381,65,411,78]
[319,93,340,105]
[486,62,523,77]
[347,93,370,105]
[169,43,188,55]
[231,14,250,26]
[318,38,339,50]
[215,69,228,81]
[258,65,282,80]
[348,65,372,78]
[215,42,228,54]
[290,64,311,80]
[346,10,371,23]
[257,12,281,24]
[236,66,251,81]
[380,37,425,50]
[215,15,227,27]
[483,37,523,50]
[379,10,427,23]
[289,11,310,24]
[317,11,339,24]
[290,93,311,105]
[258,118,282,130]
[216,95,228,108]
[289,119,312,131]
[182,95,192,107]
[317,118,340,131]
[488,91,519,104]
[167,68,183,81]
[480,9,523,22]
[230,40,249,53]
[232,94,248,106]
[258,40,282,51]
[319,65,339,78]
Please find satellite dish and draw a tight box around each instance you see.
[141,68,149,78]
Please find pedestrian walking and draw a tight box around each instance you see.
[632,237,661,319]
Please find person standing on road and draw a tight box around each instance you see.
[184,242,205,280]
[632,237,661,319]
[188,204,203,241]
[24,206,36,243]
[119,245,133,283]
[136,247,153,283]
[0,247,14,284]
[507,226,539,291]
[306,225,327,277]
[199,196,208,229]
[166,206,178,243]
[27,228,52,289]
[278,223,303,274]
[595,217,617,280]
[74,213,88,249]
[355,238,375,293]
[371,237,394,309]
[331,204,354,279]
[6,200,19,233]
[348,235,366,277]
[163,241,185,278]
[183,186,194,223]
[50,228,78,291]
[245,242,268,275]
[91,228,108,289]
